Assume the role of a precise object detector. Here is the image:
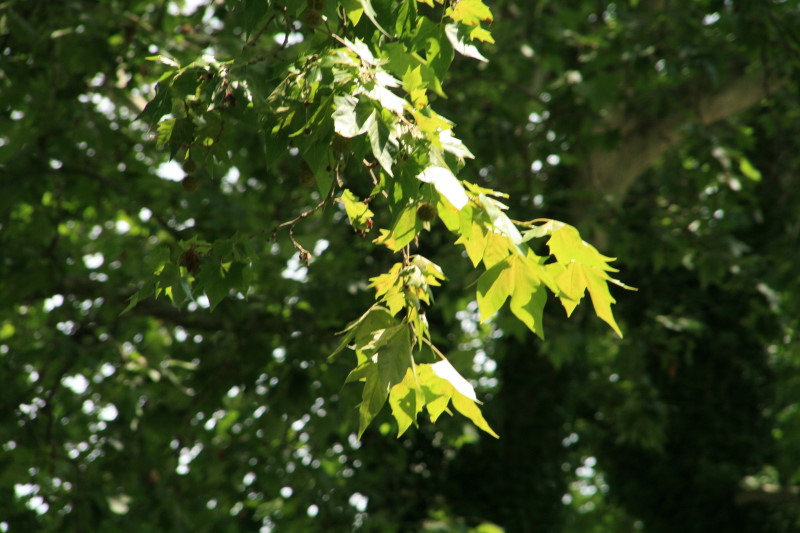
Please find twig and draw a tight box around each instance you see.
[250,166,339,257]
[287,227,312,264]
[280,15,292,50]
[242,15,275,51]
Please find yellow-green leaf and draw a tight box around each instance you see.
[374,204,422,251]
[389,367,425,436]
[584,267,623,337]
[508,253,548,339]
[328,305,396,361]
[556,261,623,337]
[455,219,489,267]
[521,219,566,241]
[481,231,511,269]
[341,0,363,25]
[476,252,548,337]
[417,364,452,422]
[339,189,375,231]
[436,194,460,231]
[545,224,631,336]
[547,225,617,272]
[451,391,498,438]
[417,359,499,438]
[476,257,513,322]
[470,26,495,43]
[369,263,406,315]
[447,0,493,26]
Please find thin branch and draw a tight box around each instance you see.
[279,10,293,51]
[250,166,339,257]
[235,8,292,68]
[242,15,275,51]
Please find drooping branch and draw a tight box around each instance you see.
[578,71,785,204]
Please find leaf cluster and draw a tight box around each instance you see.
[127,0,633,439]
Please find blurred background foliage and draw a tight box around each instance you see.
[2,0,800,531]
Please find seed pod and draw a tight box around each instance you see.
[182,174,200,193]
[301,8,323,29]
[416,202,436,222]
[182,159,197,174]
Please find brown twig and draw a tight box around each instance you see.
[250,166,340,258]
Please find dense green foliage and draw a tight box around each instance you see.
[2,1,800,532]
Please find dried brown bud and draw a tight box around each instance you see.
[179,247,201,275]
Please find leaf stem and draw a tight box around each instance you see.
[422,336,448,361]
[511,217,553,227]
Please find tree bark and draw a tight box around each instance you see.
[578,72,784,204]
[735,486,800,506]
